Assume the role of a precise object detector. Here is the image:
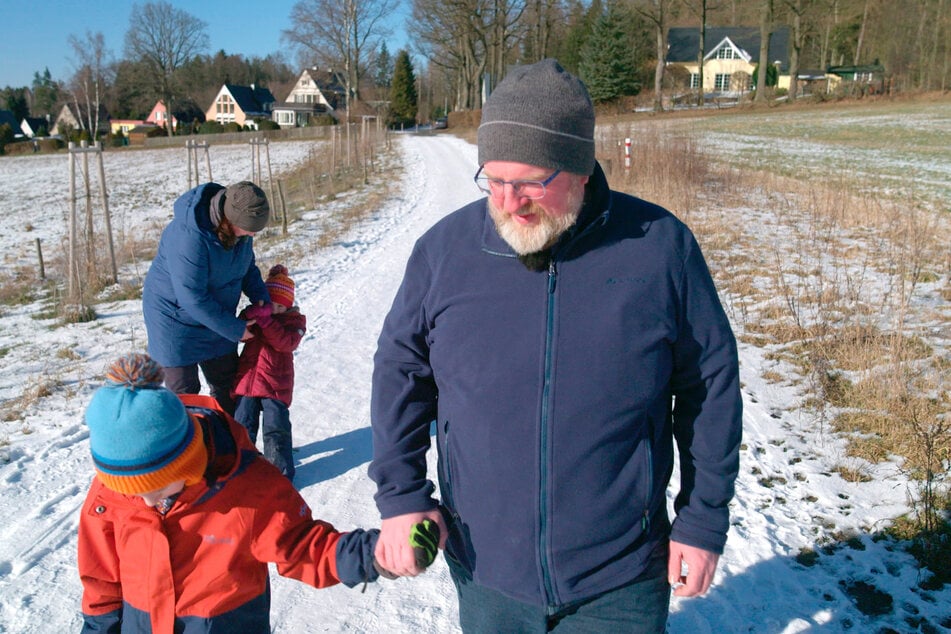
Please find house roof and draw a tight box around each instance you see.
[667,26,791,72]
[0,110,19,130]
[225,84,276,115]
[22,117,49,132]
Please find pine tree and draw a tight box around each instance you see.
[375,43,394,91]
[31,68,60,117]
[387,50,417,128]
[578,2,641,103]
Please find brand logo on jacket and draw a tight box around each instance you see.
[606,277,648,285]
[203,534,234,545]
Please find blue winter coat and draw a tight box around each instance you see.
[370,164,743,608]
[143,183,269,367]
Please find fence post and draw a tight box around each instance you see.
[96,142,118,284]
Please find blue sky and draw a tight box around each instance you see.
[1,0,409,89]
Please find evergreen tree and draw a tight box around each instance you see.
[578,2,641,103]
[31,68,60,117]
[375,43,394,91]
[556,0,603,75]
[387,50,417,128]
[1,87,30,122]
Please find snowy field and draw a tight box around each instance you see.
[0,127,949,633]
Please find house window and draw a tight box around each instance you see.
[690,73,700,89]
[716,46,734,59]
[714,73,731,91]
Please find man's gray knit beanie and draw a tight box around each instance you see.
[478,58,595,176]
[223,181,270,232]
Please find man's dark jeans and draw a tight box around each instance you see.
[449,557,670,633]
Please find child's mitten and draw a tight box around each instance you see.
[410,519,440,569]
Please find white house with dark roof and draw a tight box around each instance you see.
[271,68,345,128]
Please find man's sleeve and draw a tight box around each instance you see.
[368,241,440,519]
[669,233,743,554]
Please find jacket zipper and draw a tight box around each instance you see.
[539,258,558,609]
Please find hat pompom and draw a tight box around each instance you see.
[268,264,288,278]
[105,354,164,389]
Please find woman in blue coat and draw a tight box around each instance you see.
[143,180,271,415]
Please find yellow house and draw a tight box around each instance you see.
[110,119,145,135]
[666,26,791,94]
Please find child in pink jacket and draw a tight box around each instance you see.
[233,264,306,481]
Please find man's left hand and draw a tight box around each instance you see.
[667,540,720,597]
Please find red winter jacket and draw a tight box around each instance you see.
[78,394,375,634]
[233,305,306,406]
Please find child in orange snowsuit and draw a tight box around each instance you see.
[78,354,430,634]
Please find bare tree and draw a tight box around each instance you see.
[410,0,490,110]
[779,0,807,100]
[68,31,112,140]
[486,0,528,89]
[633,0,679,111]
[283,0,398,110]
[124,1,209,137]
[682,0,720,106]
[754,0,773,101]
[523,0,563,62]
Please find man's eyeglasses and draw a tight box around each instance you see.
[473,166,561,200]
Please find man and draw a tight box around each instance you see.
[143,180,271,415]
[370,59,742,632]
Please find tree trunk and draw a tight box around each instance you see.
[755,0,773,102]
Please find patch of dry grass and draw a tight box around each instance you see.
[592,106,951,574]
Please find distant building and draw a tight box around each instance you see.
[146,101,176,129]
[110,119,146,136]
[205,84,276,128]
[51,102,111,137]
[20,116,51,138]
[666,26,791,94]
[271,68,345,128]
[0,110,22,137]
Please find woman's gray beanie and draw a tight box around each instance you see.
[478,58,596,176]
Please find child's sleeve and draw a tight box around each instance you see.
[259,312,306,353]
[78,481,124,633]
[249,466,342,588]
[335,529,383,587]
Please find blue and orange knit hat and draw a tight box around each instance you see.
[85,354,207,495]
[266,264,295,308]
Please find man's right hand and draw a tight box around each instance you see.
[375,511,447,577]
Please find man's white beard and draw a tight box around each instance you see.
[489,194,582,255]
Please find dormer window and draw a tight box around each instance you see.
[716,46,735,59]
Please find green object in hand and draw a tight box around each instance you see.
[410,519,440,569]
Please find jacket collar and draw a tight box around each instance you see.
[480,162,612,259]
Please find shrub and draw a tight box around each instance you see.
[199,120,224,134]
[256,119,280,131]
[0,123,15,154]
[308,114,337,127]
[223,122,243,133]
